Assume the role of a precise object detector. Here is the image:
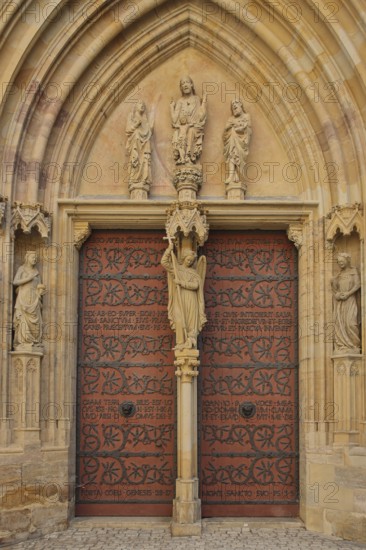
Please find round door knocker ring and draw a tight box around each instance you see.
[119,401,136,418]
[239,402,256,419]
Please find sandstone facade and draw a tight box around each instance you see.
[0,0,365,544]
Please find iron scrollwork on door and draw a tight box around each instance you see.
[200,231,299,512]
[76,231,176,514]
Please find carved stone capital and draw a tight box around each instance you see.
[173,166,203,201]
[0,195,8,226]
[174,349,200,382]
[11,202,51,239]
[326,203,363,241]
[166,201,209,246]
[74,221,91,250]
[287,223,303,249]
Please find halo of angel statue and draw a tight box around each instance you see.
[13,250,46,350]
[126,100,153,192]
[331,252,361,354]
[223,98,252,184]
[161,239,207,350]
[170,76,207,165]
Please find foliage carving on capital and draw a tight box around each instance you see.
[11,202,51,239]
[326,203,363,241]
[74,221,91,250]
[287,224,303,249]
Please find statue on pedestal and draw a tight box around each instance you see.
[13,251,46,351]
[170,76,207,166]
[126,100,153,199]
[331,253,361,354]
[223,99,252,192]
[161,240,207,350]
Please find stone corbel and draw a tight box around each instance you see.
[287,223,303,249]
[74,221,91,250]
[11,202,51,239]
[166,201,209,246]
[0,195,8,226]
[326,203,363,242]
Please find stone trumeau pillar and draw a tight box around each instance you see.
[163,77,209,535]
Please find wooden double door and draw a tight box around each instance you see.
[76,230,298,517]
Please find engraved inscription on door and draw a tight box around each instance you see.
[200,231,299,517]
[76,230,175,516]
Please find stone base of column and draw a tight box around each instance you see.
[10,351,43,448]
[171,479,201,536]
[333,430,360,445]
[226,181,247,200]
[0,419,12,447]
[129,184,150,200]
[332,354,363,444]
[171,478,201,536]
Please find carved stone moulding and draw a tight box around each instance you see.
[165,201,209,246]
[173,166,203,201]
[73,221,91,250]
[326,202,363,242]
[11,202,51,239]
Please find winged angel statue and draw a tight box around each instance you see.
[161,241,207,350]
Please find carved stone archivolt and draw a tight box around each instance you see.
[326,203,363,241]
[11,202,51,239]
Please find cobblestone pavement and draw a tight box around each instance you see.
[2,523,366,550]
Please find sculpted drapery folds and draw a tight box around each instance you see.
[126,100,153,191]
[223,99,252,185]
[170,76,207,165]
[331,253,361,354]
[13,251,46,350]
[161,241,207,350]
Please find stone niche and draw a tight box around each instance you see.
[80,48,295,200]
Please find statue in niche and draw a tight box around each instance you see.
[126,100,153,198]
[331,252,361,354]
[161,240,207,350]
[170,76,207,165]
[13,251,46,350]
[223,99,252,185]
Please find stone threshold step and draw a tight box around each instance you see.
[71,517,171,530]
[71,517,304,531]
[203,518,304,530]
